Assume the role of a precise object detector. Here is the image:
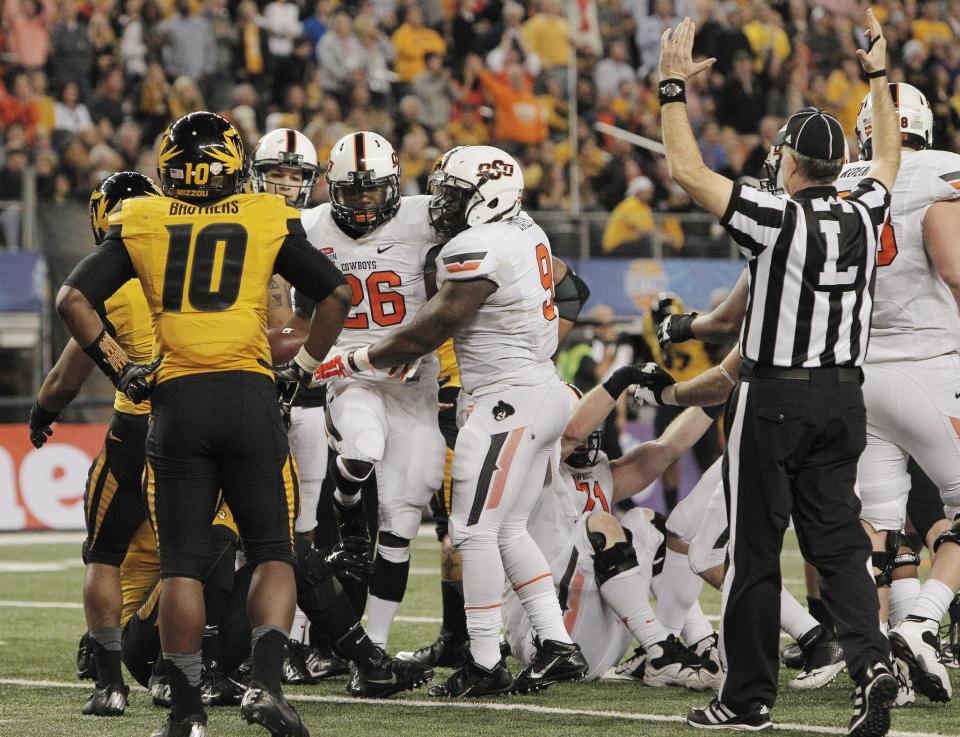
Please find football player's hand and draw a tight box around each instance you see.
[657,312,698,349]
[857,9,886,74]
[325,536,374,583]
[632,363,677,407]
[275,345,327,398]
[113,356,162,404]
[388,357,421,383]
[312,346,375,385]
[28,402,59,449]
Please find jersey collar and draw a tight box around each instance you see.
[792,185,838,200]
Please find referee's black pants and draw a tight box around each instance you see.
[718,366,889,711]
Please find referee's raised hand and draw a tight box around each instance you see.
[856,8,886,74]
[659,17,716,82]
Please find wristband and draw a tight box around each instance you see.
[602,365,635,399]
[346,346,374,373]
[82,328,130,382]
[866,69,887,79]
[29,401,59,428]
[293,346,322,374]
[658,78,686,105]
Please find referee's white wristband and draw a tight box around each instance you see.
[719,366,737,386]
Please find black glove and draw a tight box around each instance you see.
[274,351,320,407]
[632,363,677,406]
[657,312,699,350]
[28,402,59,448]
[602,363,659,399]
[113,356,162,404]
[325,536,374,584]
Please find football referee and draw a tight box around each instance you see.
[656,13,902,737]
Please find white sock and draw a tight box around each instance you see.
[501,531,571,645]
[681,599,715,646]
[333,456,367,506]
[291,607,309,644]
[653,548,704,636]
[599,566,667,649]
[889,578,921,627]
[459,537,507,669]
[780,586,819,641]
[911,578,955,623]
[365,595,401,649]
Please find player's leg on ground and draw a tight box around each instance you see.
[654,405,683,514]
[655,532,706,637]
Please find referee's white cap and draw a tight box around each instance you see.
[783,107,845,161]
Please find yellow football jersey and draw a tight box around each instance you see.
[109,193,301,383]
[436,338,461,390]
[104,280,154,415]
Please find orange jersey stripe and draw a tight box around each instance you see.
[446,261,482,273]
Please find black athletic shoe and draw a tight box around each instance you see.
[349,648,434,698]
[282,640,319,685]
[396,633,469,668]
[779,641,804,669]
[232,657,253,688]
[241,687,309,737]
[788,625,846,690]
[944,594,960,669]
[81,683,129,716]
[513,639,588,693]
[200,665,245,706]
[848,663,898,737]
[428,657,514,697]
[304,646,350,680]
[77,632,97,681]
[149,659,171,707]
[150,714,209,737]
[687,699,772,731]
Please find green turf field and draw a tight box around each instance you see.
[0,529,957,737]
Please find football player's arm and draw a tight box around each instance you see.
[286,289,314,333]
[859,11,900,192]
[367,278,498,367]
[923,200,960,309]
[659,20,731,219]
[553,256,590,344]
[609,407,715,502]
[273,233,352,364]
[660,347,740,407]
[689,270,748,342]
[266,274,294,330]
[29,338,96,447]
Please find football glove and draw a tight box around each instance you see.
[657,312,698,350]
[28,402,59,449]
[602,363,662,400]
[113,356,162,404]
[313,346,373,384]
[275,345,326,400]
[325,536,374,583]
[632,363,677,406]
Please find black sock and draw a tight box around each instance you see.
[663,485,679,514]
[163,651,204,722]
[807,595,835,632]
[302,585,364,643]
[89,628,123,687]
[440,580,467,642]
[250,626,288,693]
[333,622,378,668]
[201,625,221,669]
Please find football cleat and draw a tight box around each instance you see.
[81,683,129,716]
[304,645,350,680]
[687,699,772,731]
[347,648,434,698]
[644,636,712,690]
[604,647,645,681]
[149,659,171,707]
[513,639,588,693]
[396,633,469,668]
[282,640,319,685]
[848,662,898,737]
[892,658,915,708]
[150,714,208,737]
[787,625,846,690]
[943,594,960,669]
[889,616,953,702]
[428,657,514,698]
[232,657,253,688]
[241,687,309,737]
[200,664,245,706]
[779,641,804,669]
[76,632,97,681]
[693,633,725,690]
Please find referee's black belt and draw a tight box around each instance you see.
[740,359,861,383]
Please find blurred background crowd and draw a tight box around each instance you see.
[1,0,958,256]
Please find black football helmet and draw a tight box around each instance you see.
[157,112,245,203]
[89,171,162,244]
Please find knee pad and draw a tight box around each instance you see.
[933,523,960,554]
[589,532,639,587]
[376,531,410,563]
[872,530,921,586]
[121,614,161,688]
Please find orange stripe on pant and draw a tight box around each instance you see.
[485,427,525,511]
[512,571,552,592]
[562,570,586,634]
[464,602,503,612]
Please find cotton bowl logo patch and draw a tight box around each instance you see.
[321,246,337,262]
[492,400,515,421]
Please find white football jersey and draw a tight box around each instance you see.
[435,212,560,395]
[302,195,441,383]
[834,149,960,363]
[528,452,615,562]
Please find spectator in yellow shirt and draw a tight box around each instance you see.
[446,104,490,146]
[912,0,954,48]
[602,176,656,256]
[392,6,447,83]
[522,0,570,71]
[825,57,868,135]
[743,3,791,74]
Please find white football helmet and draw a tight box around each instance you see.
[326,131,401,234]
[250,128,320,208]
[855,82,933,161]
[761,124,851,195]
[427,145,523,239]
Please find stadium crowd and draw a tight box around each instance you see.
[4,0,960,253]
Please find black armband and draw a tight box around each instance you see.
[658,78,686,105]
[82,328,131,383]
[292,288,316,318]
[703,403,725,420]
[602,365,640,399]
[555,269,591,322]
[866,69,887,79]
[29,402,59,428]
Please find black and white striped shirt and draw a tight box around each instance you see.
[721,179,890,368]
